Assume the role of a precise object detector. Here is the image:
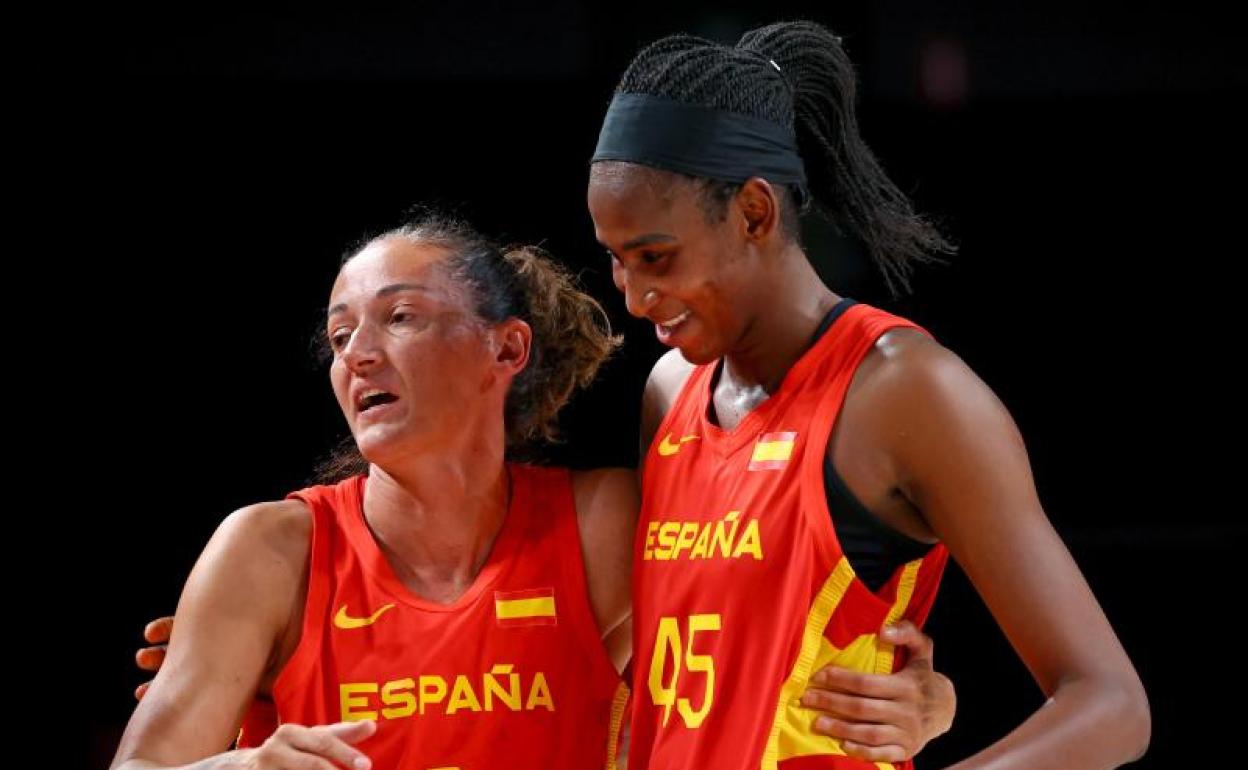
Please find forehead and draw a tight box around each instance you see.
[330,238,460,306]
[588,164,702,235]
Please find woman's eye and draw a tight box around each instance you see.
[328,330,351,351]
[390,307,421,326]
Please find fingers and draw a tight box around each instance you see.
[254,743,340,770]
[839,738,912,763]
[809,664,920,701]
[801,624,949,760]
[134,618,172,703]
[881,620,934,666]
[135,645,167,672]
[273,721,375,770]
[323,720,378,745]
[143,616,174,644]
[807,622,935,699]
[801,687,909,726]
[803,698,920,762]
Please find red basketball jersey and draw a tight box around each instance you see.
[247,464,627,769]
[630,303,948,770]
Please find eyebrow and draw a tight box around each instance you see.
[622,233,677,251]
[328,282,432,317]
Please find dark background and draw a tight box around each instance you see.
[77,1,1243,767]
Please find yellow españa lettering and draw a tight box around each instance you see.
[339,665,555,721]
[732,520,763,560]
[339,683,378,721]
[672,522,699,559]
[418,676,446,715]
[526,672,554,711]
[690,522,712,558]
[446,675,481,714]
[657,522,680,557]
[484,663,521,711]
[381,678,415,719]
[644,510,763,561]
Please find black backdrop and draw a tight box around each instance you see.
[80,2,1243,767]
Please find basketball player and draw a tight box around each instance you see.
[111,218,635,770]
[589,20,1150,770]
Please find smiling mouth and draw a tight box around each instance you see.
[656,310,690,330]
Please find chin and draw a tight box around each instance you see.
[353,427,405,465]
[676,341,723,366]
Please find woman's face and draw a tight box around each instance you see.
[588,164,767,365]
[326,238,507,465]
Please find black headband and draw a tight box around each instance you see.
[591,92,807,195]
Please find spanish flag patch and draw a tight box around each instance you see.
[749,431,797,471]
[495,588,557,627]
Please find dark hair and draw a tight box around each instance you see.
[314,214,621,481]
[602,20,955,293]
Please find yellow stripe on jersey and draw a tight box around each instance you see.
[495,596,556,620]
[763,556,928,769]
[604,681,630,769]
[873,559,923,675]
[762,556,855,770]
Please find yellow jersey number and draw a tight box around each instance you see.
[647,613,721,728]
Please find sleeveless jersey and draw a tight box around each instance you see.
[631,303,948,770]
[248,464,627,769]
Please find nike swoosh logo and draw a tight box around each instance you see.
[658,433,700,456]
[333,603,395,629]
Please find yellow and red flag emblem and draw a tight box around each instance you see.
[495,588,557,627]
[749,431,797,471]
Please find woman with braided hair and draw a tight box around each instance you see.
[589,20,1149,770]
